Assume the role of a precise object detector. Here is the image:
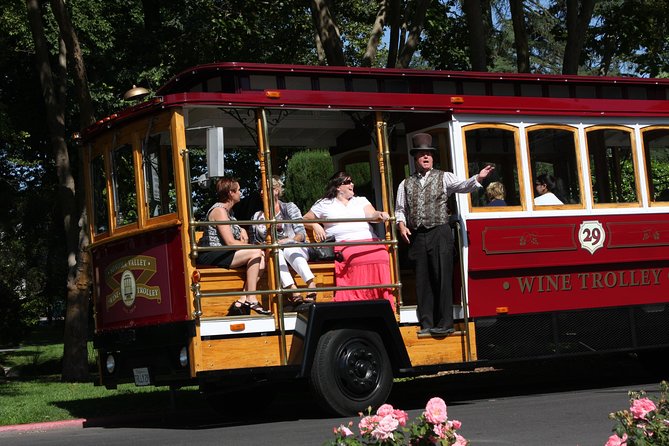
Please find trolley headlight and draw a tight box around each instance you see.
[105,354,116,374]
[179,346,188,367]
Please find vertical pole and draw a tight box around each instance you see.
[375,112,402,310]
[257,109,288,366]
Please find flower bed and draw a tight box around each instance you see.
[326,397,467,446]
[605,381,669,446]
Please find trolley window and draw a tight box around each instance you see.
[112,143,138,227]
[143,130,176,218]
[91,154,108,234]
[586,127,640,206]
[527,126,582,207]
[464,125,522,210]
[642,127,669,204]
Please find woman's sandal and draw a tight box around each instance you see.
[244,301,272,315]
[228,300,249,316]
[287,294,306,306]
[303,292,317,303]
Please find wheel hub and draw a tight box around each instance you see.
[337,341,380,397]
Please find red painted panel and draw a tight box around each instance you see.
[159,91,669,118]
[482,224,577,254]
[92,227,188,331]
[606,221,669,248]
[466,215,669,317]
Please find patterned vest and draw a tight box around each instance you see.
[405,170,449,230]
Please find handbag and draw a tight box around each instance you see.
[307,235,336,261]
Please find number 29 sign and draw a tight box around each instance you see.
[578,220,606,254]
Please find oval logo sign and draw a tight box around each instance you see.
[121,270,137,307]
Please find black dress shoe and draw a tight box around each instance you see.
[429,327,455,335]
[417,327,431,335]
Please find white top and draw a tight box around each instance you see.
[534,192,563,205]
[309,196,377,241]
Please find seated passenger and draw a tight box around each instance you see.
[197,177,270,315]
[486,181,507,206]
[252,176,317,306]
[303,171,395,310]
[534,173,564,205]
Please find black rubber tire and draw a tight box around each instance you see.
[309,328,393,416]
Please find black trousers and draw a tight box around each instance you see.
[409,224,454,329]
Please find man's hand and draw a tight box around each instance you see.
[478,164,495,181]
[398,222,411,244]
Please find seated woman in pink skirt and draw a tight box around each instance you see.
[303,171,395,310]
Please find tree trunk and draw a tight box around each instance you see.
[562,0,596,75]
[26,0,94,382]
[596,29,619,77]
[386,0,401,68]
[362,1,388,67]
[510,0,530,72]
[54,0,95,382]
[314,30,327,65]
[310,0,346,66]
[50,0,94,128]
[481,0,494,67]
[463,0,488,71]
[396,0,430,68]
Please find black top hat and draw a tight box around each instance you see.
[409,133,438,156]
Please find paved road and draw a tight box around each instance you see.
[0,353,664,445]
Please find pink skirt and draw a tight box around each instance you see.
[333,239,395,311]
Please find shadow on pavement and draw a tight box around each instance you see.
[56,352,668,430]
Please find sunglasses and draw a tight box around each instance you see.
[340,179,353,185]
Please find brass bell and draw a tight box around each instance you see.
[123,85,150,101]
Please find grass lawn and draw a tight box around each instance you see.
[0,323,203,426]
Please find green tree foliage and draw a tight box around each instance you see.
[329,0,381,66]
[283,150,334,213]
[584,0,669,77]
[0,142,60,345]
[420,0,471,70]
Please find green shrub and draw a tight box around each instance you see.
[283,149,334,213]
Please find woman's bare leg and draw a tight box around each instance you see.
[230,249,265,303]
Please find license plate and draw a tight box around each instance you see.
[133,367,150,386]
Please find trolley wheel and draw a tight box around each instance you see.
[309,328,393,416]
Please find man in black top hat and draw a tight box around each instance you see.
[395,133,494,335]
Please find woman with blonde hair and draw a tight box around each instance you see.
[252,176,317,306]
[486,181,507,206]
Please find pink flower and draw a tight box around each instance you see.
[358,414,380,435]
[449,419,462,430]
[604,433,627,446]
[376,404,395,417]
[393,409,409,426]
[424,397,448,424]
[630,398,656,420]
[375,404,408,427]
[334,424,354,437]
[453,433,469,446]
[432,422,447,439]
[371,414,399,441]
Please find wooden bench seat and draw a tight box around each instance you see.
[196,261,335,318]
